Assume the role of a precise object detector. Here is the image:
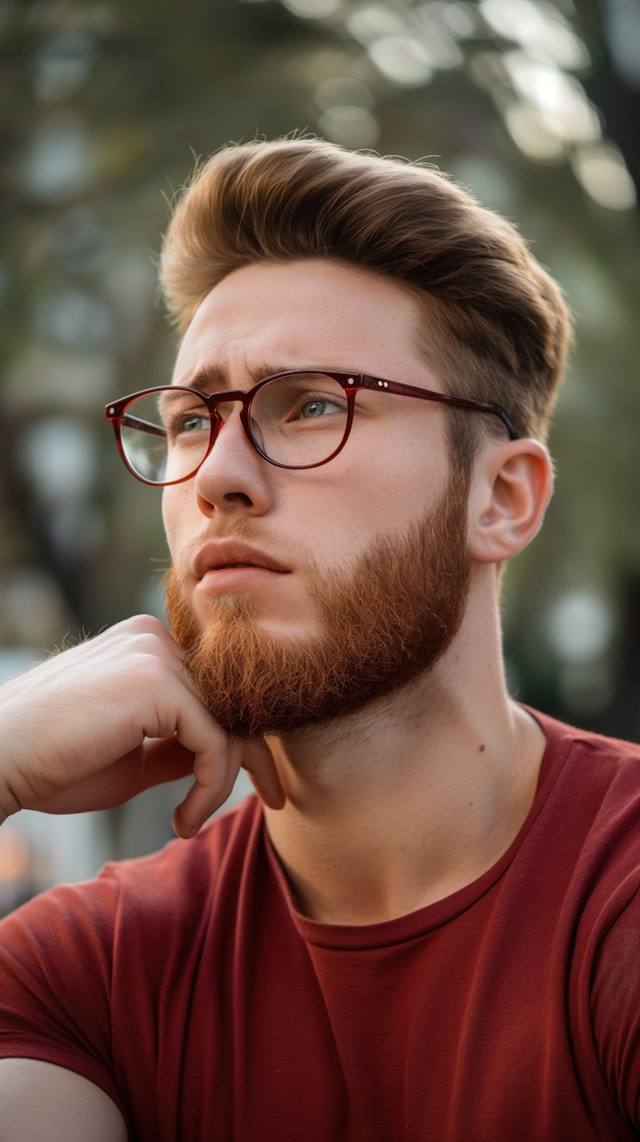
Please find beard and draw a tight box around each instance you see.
[166,469,471,738]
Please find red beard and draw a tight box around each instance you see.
[166,469,471,738]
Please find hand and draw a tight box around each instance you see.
[0,616,284,838]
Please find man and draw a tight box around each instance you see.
[0,138,637,1140]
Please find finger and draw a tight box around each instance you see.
[242,738,286,810]
[29,738,197,816]
[136,737,197,790]
[110,614,185,657]
[172,737,242,839]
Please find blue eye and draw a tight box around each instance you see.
[164,410,210,443]
[180,414,209,433]
[300,398,338,418]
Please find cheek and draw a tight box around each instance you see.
[332,431,446,521]
[288,458,442,563]
[162,487,191,560]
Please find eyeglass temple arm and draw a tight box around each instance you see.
[119,413,167,439]
[358,376,518,440]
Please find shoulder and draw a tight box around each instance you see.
[0,794,267,1082]
[519,708,640,923]
[0,795,269,1108]
[94,792,266,948]
[530,709,640,967]
[531,707,640,817]
[512,712,640,1122]
[0,794,265,964]
[100,791,264,909]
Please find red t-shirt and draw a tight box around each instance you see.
[0,710,638,1140]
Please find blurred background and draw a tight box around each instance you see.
[1,0,639,909]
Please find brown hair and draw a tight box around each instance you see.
[160,137,572,462]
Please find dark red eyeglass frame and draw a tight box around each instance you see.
[105,368,519,486]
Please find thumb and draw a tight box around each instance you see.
[242,738,286,810]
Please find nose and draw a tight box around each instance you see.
[193,402,272,519]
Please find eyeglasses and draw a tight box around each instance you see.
[105,369,518,486]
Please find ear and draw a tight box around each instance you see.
[467,439,554,564]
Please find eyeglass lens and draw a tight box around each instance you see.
[119,373,352,483]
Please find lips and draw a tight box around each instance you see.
[193,541,289,580]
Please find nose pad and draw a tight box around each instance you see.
[192,407,224,479]
[209,407,225,447]
[248,415,266,458]
[206,402,254,459]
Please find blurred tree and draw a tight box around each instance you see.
[580,0,640,191]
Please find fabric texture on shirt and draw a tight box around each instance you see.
[0,710,639,1141]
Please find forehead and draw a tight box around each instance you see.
[171,259,431,388]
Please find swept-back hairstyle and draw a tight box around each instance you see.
[160,137,571,463]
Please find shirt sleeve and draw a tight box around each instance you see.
[0,873,124,1112]
[589,879,640,1133]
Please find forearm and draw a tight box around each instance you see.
[0,1059,127,1141]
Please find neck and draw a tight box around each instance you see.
[262,593,546,925]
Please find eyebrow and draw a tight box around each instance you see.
[177,361,288,394]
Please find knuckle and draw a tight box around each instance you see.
[134,652,173,689]
[110,614,168,642]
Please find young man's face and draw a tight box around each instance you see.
[162,259,472,735]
